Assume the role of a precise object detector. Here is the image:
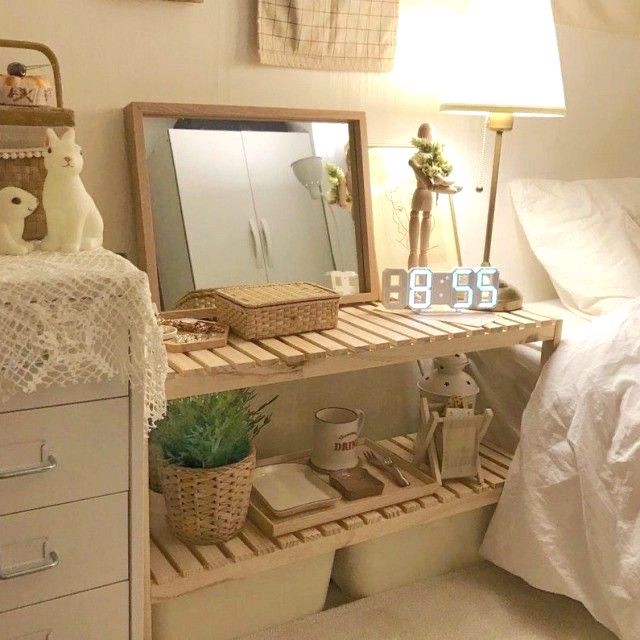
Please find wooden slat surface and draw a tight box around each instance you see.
[239,521,278,556]
[167,352,204,375]
[319,522,343,537]
[189,541,229,571]
[275,534,300,549]
[279,334,327,358]
[297,528,323,542]
[497,311,536,326]
[480,467,506,489]
[359,304,446,339]
[491,315,520,328]
[336,320,390,347]
[299,331,349,355]
[150,539,180,585]
[345,306,430,341]
[188,349,231,373]
[150,511,204,578]
[338,310,412,345]
[258,338,306,364]
[165,305,561,398]
[227,336,280,365]
[479,444,512,469]
[320,328,370,351]
[213,345,256,369]
[220,536,255,562]
[511,309,553,323]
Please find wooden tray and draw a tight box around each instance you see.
[248,439,439,537]
[160,313,229,353]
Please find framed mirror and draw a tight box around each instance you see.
[124,103,379,310]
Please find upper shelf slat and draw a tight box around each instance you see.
[164,304,562,399]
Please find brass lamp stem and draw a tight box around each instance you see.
[476,112,523,311]
[481,113,514,266]
[482,128,503,266]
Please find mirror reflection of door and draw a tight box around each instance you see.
[240,130,335,283]
[146,118,361,309]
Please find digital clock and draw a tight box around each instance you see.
[382,267,500,311]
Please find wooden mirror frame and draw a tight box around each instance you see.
[123,102,379,306]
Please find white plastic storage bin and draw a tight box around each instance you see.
[152,551,335,640]
[332,506,494,598]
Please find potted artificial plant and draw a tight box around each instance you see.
[153,389,276,545]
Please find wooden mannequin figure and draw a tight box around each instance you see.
[341,142,353,211]
[407,123,461,269]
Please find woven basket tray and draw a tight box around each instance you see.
[214,282,339,340]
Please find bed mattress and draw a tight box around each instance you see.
[481,296,640,639]
[469,299,591,452]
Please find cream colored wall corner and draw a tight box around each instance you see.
[554,0,640,38]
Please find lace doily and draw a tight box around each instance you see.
[0,249,168,429]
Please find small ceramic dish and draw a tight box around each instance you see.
[252,463,341,518]
[161,325,178,341]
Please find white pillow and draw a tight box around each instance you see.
[510,178,640,317]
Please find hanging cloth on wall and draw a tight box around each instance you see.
[257,0,399,72]
[553,0,640,38]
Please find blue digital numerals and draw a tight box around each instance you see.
[408,268,432,310]
[450,267,474,309]
[473,266,499,309]
[381,266,500,311]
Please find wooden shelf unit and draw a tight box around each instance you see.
[165,304,562,399]
[150,435,512,602]
[151,303,561,603]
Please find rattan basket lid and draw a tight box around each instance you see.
[214,282,339,309]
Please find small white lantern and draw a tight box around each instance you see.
[418,353,479,413]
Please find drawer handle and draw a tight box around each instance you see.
[0,550,59,580]
[0,455,57,479]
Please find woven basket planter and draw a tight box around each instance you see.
[161,446,256,545]
[214,282,339,340]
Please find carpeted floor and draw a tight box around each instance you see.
[242,562,617,639]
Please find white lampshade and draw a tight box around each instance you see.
[440,0,565,117]
[291,156,324,199]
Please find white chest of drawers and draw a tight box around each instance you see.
[0,379,147,640]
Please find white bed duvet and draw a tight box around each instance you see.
[481,298,640,640]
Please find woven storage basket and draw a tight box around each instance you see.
[174,288,217,311]
[0,147,48,240]
[161,446,256,545]
[0,40,74,241]
[214,282,339,340]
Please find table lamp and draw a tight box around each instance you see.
[291,156,324,200]
[440,0,566,311]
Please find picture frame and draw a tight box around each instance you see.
[123,102,379,307]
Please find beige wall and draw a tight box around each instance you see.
[4,0,640,454]
[554,0,640,38]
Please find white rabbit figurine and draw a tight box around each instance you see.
[41,128,103,253]
[0,186,38,255]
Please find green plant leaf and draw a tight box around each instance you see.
[152,389,277,469]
